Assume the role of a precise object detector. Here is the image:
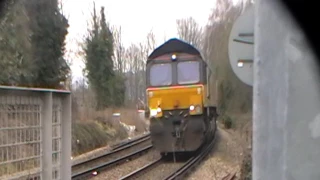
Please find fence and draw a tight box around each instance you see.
[0,86,71,180]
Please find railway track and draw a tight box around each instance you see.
[16,133,152,180]
[110,133,150,151]
[119,158,163,180]
[164,134,216,180]
[119,130,217,180]
[221,171,237,180]
[72,133,152,180]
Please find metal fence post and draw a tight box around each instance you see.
[61,94,72,180]
[42,92,53,180]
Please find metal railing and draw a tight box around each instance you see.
[0,86,71,180]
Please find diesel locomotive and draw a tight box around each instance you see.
[145,38,218,155]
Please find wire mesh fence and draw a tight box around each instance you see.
[0,95,42,178]
[0,86,71,180]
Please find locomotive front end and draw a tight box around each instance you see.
[147,84,206,153]
[145,38,216,155]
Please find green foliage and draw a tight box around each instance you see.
[0,0,70,88]
[0,0,33,85]
[83,5,125,109]
[26,0,70,88]
[109,72,126,107]
[218,80,233,114]
[222,114,233,129]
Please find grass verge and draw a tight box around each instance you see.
[72,107,148,157]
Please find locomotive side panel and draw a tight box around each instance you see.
[205,69,219,119]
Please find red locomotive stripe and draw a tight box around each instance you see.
[146,84,204,91]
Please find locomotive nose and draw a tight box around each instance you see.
[173,118,182,125]
[174,100,180,108]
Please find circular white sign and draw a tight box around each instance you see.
[228,6,254,86]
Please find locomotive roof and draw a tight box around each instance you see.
[147,38,202,60]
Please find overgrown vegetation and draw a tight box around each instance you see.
[239,148,252,180]
[72,120,128,156]
[71,85,148,156]
[220,114,233,129]
[204,0,253,115]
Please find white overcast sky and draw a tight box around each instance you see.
[61,0,217,80]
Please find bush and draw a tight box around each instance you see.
[72,120,128,156]
[219,114,233,129]
[240,149,252,180]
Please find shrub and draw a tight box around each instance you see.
[222,115,233,129]
[240,149,252,180]
[72,120,128,156]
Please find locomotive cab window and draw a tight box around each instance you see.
[150,63,172,86]
[177,61,200,84]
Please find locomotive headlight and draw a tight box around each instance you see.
[150,109,158,116]
[189,105,202,115]
[171,54,177,60]
[150,108,162,118]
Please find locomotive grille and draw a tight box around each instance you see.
[163,109,189,119]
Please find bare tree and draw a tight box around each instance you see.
[146,29,156,56]
[123,30,157,107]
[123,44,138,106]
[112,26,126,73]
[141,30,156,104]
[202,0,253,113]
[176,17,203,50]
[162,34,167,43]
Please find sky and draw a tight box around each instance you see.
[61,0,216,81]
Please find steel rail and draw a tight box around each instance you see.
[111,133,150,151]
[72,145,153,180]
[119,158,163,180]
[221,171,237,180]
[164,133,217,180]
[72,133,150,169]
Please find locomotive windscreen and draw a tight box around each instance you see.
[177,61,200,84]
[148,38,201,60]
[150,63,172,86]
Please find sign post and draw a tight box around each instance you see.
[228,6,254,86]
